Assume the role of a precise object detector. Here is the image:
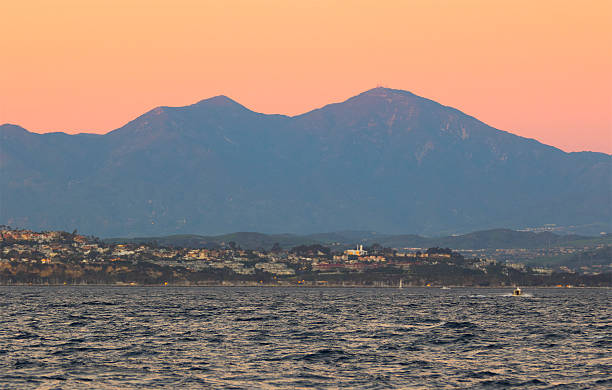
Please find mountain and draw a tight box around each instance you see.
[104,232,320,250]
[102,229,610,251]
[1,87,610,237]
[357,229,606,250]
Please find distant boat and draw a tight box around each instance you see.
[441,286,450,290]
[399,279,403,289]
[513,287,522,296]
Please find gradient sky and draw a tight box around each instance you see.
[1,0,611,153]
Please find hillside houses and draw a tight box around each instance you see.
[0,228,609,286]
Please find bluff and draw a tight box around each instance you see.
[1,88,610,236]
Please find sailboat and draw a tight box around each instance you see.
[399,279,403,289]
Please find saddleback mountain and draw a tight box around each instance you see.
[1,87,610,237]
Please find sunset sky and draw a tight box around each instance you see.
[1,0,611,153]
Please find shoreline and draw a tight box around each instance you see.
[0,283,608,289]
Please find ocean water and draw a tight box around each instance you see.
[0,287,610,389]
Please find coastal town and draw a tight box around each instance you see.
[0,228,609,286]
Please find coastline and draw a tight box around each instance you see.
[1,283,608,288]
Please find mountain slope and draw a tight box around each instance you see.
[1,88,610,236]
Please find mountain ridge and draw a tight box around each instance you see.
[102,228,611,251]
[1,87,610,237]
[2,87,611,157]
[2,87,599,152]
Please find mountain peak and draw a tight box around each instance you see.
[333,87,437,111]
[296,86,439,126]
[0,123,30,136]
[358,87,418,100]
[194,95,246,109]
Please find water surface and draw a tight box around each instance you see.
[1,287,610,388]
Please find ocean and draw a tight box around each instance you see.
[1,286,610,389]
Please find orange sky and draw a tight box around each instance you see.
[1,0,611,153]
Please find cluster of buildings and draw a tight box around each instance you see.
[0,229,481,275]
[1,228,608,279]
[0,229,301,277]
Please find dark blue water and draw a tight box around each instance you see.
[0,287,610,389]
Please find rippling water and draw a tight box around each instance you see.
[0,287,610,389]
